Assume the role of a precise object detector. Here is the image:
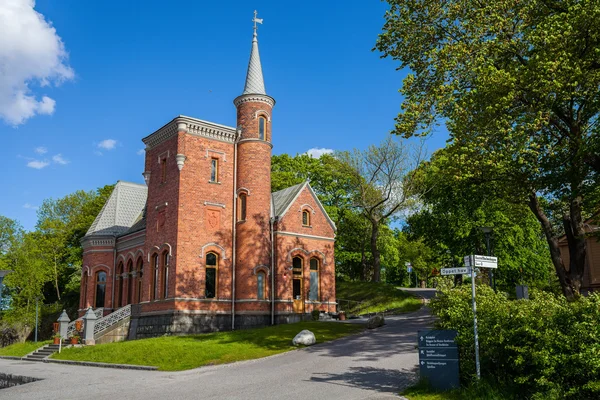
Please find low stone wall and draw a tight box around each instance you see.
[95,317,131,344]
[129,312,310,339]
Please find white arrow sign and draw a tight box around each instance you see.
[441,267,472,276]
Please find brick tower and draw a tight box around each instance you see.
[233,12,275,318]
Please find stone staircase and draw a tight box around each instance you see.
[23,344,61,361]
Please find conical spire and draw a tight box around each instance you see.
[242,11,266,95]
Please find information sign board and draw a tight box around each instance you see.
[440,267,471,276]
[418,330,460,390]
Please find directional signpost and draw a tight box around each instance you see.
[418,330,459,390]
[440,267,471,276]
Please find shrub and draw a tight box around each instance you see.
[430,286,600,399]
[311,310,320,321]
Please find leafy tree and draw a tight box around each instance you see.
[376,0,600,298]
[337,137,423,282]
[407,148,554,291]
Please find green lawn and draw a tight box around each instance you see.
[0,340,51,357]
[336,281,422,315]
[51,321,363,371]
[402,380,514,400]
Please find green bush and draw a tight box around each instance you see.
[311,310,320,321]
[430,286,600,399]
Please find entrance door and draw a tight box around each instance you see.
[292,256,304,313]
[293,278,303,313]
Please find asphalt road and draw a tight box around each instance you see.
[0,288,436,400]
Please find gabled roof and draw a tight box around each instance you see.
[271,181,337,231]
[86,181,148,237]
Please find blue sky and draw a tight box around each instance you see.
[2,0,449,230]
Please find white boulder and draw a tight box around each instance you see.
[292,329,316,346]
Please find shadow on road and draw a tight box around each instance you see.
[308,366,418,394]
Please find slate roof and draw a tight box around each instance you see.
[86,181,148,237]
[242,31,266,95]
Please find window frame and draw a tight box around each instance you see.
[152,253,159,301]
[162,251,169,299]
[292,256,303,299]
[205,252,218,299]
[160,157,167,183]
[238,193,247,221]
[210,158,219,183]
[258,116,266,140]
[126,260,133,305]
[302,210,310,227]
[257,271,265,300]
[309,258,320,301]
[94,270,107,308]
[136,258,143,303]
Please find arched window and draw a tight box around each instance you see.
[136,258,143,303]
[257,271,265,300]
[292,256,303,300]
[162,251,169,299]
[205,252,218,299]
[152,254,159,301]
[126,260,133,305]
[95,271,107,308]
[258,116,266,140]
[309,258,320,301]
[238,193,247,221]
[302,210,310,226]
[115,262,123,308]
[82,273,88,308]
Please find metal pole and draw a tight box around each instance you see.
[34,298,39,343]
[471,255,481,379]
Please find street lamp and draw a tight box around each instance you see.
[480,226,495,291]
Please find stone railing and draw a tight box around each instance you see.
[94,304,131,337]
[67,308,103,338]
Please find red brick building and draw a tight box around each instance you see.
[79,19,336,337]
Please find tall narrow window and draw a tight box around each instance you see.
[82,273,88,308]
[161,158,167,183]
[136,258,143,303]
[258,117,266,140]
[95,271,107,308]
[162,252,169,299]
[302,210,310,226]
[257,272,265,300]
[127,260,133,305]
[238,193,247,221]
[115,263,123,307]
[292,257,303,299]
[210,158,218,182]
[309,258,319,301]
[152,254,159,301]
[205,252,218,299]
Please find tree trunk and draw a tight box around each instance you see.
[527,192,577,299]
[563,196,587,295]
[369,219,381,282]
[53,253,61,301]
[360,227,369,281]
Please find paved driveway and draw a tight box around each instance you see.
[1,289,436,400]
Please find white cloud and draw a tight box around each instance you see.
[22,203,38,210]
[305,148,334,158]
[0,0,74,126]
[27,159,49,169]
[52,153,68,164]
[97,139,117,150]
[34,146,47,154]
[136,148,145,156]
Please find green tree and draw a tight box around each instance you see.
[376,0,600,298]
[407,148,554,290]
[337,137,423,282]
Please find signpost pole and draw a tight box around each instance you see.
[470,255,481,379]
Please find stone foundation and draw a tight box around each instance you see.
[129,311,309,339]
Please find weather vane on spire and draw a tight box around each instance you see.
[252,10,263,34]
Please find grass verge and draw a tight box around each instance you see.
[51,321,363,371]
[402,379,515,400]
[336,281,422,315]
[0,340,51,357]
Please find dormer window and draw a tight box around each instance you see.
[302,210,310,226]
[258,116,266,140]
